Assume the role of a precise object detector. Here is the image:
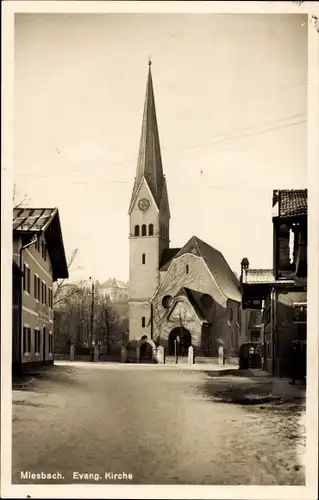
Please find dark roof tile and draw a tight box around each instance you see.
[159,248,181,270]
[277,190,307,218]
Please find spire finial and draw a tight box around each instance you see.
[148,56,152,67]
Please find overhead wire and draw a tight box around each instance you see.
[19,113,306,183]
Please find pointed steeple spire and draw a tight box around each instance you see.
[129,61,166,211]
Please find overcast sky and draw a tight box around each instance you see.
[14,13,307,283]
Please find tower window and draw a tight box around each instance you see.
[142,317,146,328]
[134,225,140,236]
[186,265,189,274]
[142,224,147,236]
[149,224,154,236]
[142,253,146,264]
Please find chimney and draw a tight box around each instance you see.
[240,257,249,286]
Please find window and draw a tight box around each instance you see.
[23,264,31,293]
[35,238,41,252]
[48,288,53,308]
[41,281,47,304]
[23,327,31,354]
[34,329,41,354]
[34,275,41,301]
[267,341,271,359]
[142,317,146,328]
[250,330,260,342]
[229,308,233,321]
[41,241,47,260]
[142,253,146,264]
[34,274,38,299]
[134,225,140,237]
[186,265,189,274]
[149,224,154,236]
[293,304,307,323]
[37,277,41,301]
[142,224,147,236]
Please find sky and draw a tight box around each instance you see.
[14,13,307,283]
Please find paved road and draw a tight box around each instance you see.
[12,363,305,485]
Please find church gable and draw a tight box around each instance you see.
[166,297,202,330]
[154,251,225,306]
[129,176,159,216]
[158,235,241,303]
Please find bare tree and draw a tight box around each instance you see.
[53,249,79,307]
[54,282,125,355]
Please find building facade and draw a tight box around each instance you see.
[240,190,307,377]
[12,208,68,373]
[128,63,241,356]
[98,279,129,302]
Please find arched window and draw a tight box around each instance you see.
[134,225,140,237]
[149,224,154,236]
[142,317,146,328]
[142,224,147,236]
[142,253,146,264]
[162,295,172,308]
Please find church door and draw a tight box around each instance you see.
[168,327,192,356]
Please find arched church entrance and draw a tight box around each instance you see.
[168,327,192,356]
[138,336,156,363]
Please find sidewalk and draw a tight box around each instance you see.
[247,369,306,400]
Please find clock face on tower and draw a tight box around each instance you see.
[138,197,151,212]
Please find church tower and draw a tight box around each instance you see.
[128,61,170,340]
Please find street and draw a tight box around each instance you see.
[12,363,305,485]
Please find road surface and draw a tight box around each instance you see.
[12,362,305,485]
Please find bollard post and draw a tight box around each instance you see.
[121,346,127,363]
[157,346,165,364]
[94,344,99,362]
[70,344,75,361]
[218,346,224,366]
[188,346,194,364]
[136,345,140,363]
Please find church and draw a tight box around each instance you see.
[128,62,241,357]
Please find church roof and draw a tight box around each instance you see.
[160,248,181,270]
[161,236,241,302]
[129,62,169,213]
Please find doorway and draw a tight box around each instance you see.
[168,327,192,356]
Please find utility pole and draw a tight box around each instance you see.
[89,277,95,354]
